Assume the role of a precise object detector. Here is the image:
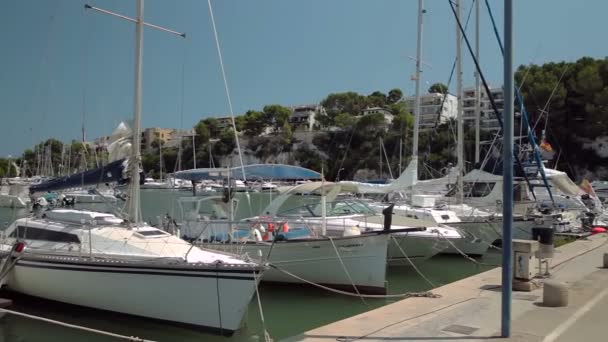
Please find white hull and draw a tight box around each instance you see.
[141,183,171,189]
[307,219,459,266]
[387,233,447,266]
[200,233,389,294]
[71,193,117,203]
[373,204,491,257]
[0,195,29,208]
[451,218,537,245]
[7,255,258,334]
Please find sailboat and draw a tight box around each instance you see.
[172,165,393,294]
[0,1,263,334]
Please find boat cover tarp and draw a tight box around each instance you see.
[174,164,321,181]
[29,159,130,194]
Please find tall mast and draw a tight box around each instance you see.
[126,0,145,223]
[85,0,185,222]
[159,140,163,181]
[474,0,481,164]
[411,0,424,185]
[456,0,464,205]
[192,134,197,169]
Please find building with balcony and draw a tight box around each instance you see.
[289,104,324,132]
[141,127,193,153]
[403,93,458,131]
[462,86,503,131]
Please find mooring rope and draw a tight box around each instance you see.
[0,308,154,341]
[252,268,273,342]
[436,233,500,267]
[267,263,440,299]
[327,236,368,306]
[389,234,437,288]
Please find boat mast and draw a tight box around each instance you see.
[86,0,185,222]
[456,0,464,205]
[474,0,481,164]
[159,140,163,181]
[411,0,424,186]
[192,134,197,169]
[126,0,145,223]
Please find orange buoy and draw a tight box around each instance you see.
[281,222,289,233]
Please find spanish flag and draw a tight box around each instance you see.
[540,139,553,153]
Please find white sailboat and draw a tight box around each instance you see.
[247,181,464,266]
[1,1,263,334]
[173,165,392,294]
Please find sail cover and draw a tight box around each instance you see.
[29,159,130,194]
[174,164,321,181]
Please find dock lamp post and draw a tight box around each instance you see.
[501,0,514,338]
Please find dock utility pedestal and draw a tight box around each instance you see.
[512,239,539,291]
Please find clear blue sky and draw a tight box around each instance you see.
[1,0,606,157]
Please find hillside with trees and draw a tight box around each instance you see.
[3,57,607,182]
[516,56,608,179]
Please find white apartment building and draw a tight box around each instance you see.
[403,93,458,131]
[462,86,503,131]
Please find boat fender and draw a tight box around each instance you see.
[281,223,290,233]
[13,241,26,255]
[265,222,276,240]
[343,226,361,237]
[252,228,263,242]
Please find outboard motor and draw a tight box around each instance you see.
[62,195,76,207]
[382,203,395,232]
[532,227,554,259]
[581,212,596,230]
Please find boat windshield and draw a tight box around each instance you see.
[278,200,377,218]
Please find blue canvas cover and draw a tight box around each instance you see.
[174,164,321,181]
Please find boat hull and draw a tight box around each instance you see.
[70,194,117,203]
[7,255,259,334]
[451,218,538,246]
[0,195,29,208]
[200,233,389,294]
[387,233,447,266]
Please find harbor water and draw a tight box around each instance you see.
[0,190,500,341]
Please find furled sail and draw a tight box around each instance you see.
[29,158,130,194]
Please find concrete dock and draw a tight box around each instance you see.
[288,233,608,342]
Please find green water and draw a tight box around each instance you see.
[0,190,500,342]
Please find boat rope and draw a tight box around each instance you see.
[206,0,246,183]
[327,236,368,306]
[0,244,22,285]
[215,261,224,334]
[267,263,440,299]
[0,308,154,342]
[389,234,437,288]
[448,0,540,203]
[436,233,500,267]
[252,268,273,342]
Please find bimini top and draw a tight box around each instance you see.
[173,164,321,181]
